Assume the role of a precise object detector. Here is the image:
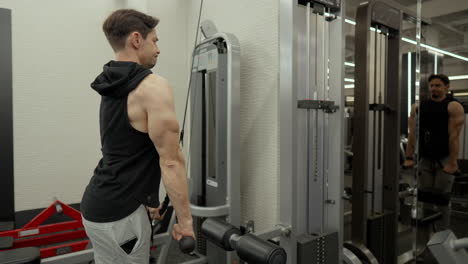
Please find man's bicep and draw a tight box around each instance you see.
[410,104,417,118]
[408,104,417,132]
[449,102,465,134]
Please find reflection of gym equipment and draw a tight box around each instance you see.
[428,230,468,264]
[350,0,404,263]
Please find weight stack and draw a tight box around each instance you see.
[367,211,394,263]
[297,232,339,264]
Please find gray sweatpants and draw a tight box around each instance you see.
[418,158,455,230]
[416,158,456,254]
[82,205,151,264]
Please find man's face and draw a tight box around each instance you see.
[429,78,449,101]
[138,30,160,69]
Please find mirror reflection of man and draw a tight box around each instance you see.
[405,73,465,231]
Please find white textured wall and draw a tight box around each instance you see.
[1,0,188,211]
[147,0,190,201]
[4,0,279,226]
[187,0,280,231]
[147,0,189,124]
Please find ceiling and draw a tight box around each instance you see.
[344,0,468,84]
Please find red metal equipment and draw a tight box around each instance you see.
[0,200,90,259]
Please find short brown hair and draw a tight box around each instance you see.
[428,74,450,86]
[103,9,159,51]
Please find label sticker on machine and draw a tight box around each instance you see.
[196,49,218,71]
[192,55,199,72]
[19,229,39,237]
[206,179,218,188]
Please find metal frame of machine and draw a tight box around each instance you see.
[156,24,289,264]
[186,30,241,264]
[187,2,349,262]
[279,0,345,263]
[4,1,440,263]
[0,7,15,233]
[351,1,403,263]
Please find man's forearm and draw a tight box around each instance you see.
[406,111,416,158]
[448,136,460,164]
[406,133,415,158]
[160,152,192,226]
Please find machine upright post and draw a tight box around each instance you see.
[352,1,403,263]
[188,31,241,264]
[0,8,14,231]
[280,1,344,263]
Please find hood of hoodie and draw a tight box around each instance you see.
[91,61,152,98]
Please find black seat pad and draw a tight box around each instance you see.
[418,188,451,206]
[411,208,443,226]
[0,247,40,264]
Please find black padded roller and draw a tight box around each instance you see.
[236,234,287,264]
[418,188,451,206]
[201,218,241,251]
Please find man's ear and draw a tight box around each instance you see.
[129,32,142,49]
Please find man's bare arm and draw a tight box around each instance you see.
[447,101,465,166]
[143,74,193,231]
[405,104,417,159]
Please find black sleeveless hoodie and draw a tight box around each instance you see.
[419,95,459,160]
[81,61,161,222]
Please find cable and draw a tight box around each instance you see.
[180,0,205,146]
[159,0,204,231]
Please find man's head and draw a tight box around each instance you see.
[103,9,160,69]
[428,74,450,101]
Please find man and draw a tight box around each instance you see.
[81,9,194,264]
[405,73,465,231]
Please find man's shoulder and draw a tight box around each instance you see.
[411,102,419,112]
[137,74,173,107]
[447,99,465,115]
[138,74,171,96]
[448,100,462,105]
[447,94,461,104]
[448,100,464,108]
[141,73,170,88]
